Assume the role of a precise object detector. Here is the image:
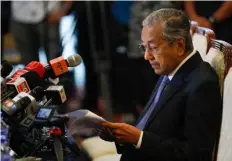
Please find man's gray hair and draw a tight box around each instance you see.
[142,8,193,52]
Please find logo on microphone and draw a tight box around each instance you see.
[57,62,64,73]
[17,82,30,93]
[11,69,28,79]
[60,88,67,103]
[50,57,68,76]
[7,77,30,93]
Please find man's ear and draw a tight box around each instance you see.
[176,38,185,56]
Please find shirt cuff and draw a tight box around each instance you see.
[136,131,143,149]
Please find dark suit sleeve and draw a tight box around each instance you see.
[139,81,222,161]
[115,142,124,154]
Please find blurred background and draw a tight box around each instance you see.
[1,1,232,125]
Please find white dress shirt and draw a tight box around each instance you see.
[136,50,196,148]
[12,1,61,24]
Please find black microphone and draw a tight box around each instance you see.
[58,78,74,98]
[9,69,42,89]
[44,85,67,105]
[12,86,45,115]
[13,87,45,129]
[1,96,31,118]
[30,86,45,101]
[1,96,34,130]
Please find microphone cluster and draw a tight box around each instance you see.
[0,55,82,158]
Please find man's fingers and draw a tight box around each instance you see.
[98,121,108,126]
[100,121,120,129]
[112,129,119,135]
[99,120,108,124]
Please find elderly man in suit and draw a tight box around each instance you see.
[100,8,222,161]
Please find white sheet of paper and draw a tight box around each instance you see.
[66,110,106,138]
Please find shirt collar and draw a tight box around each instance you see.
[168,50,196,80]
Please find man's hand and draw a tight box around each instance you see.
[194,16,213,29]
[97,127,116,142]
[100,122,141,145]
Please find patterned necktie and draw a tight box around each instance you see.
[136,76,170,130]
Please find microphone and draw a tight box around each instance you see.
[10,69,42,89]
[24,61,59,85]
[58,78,74,99]
[2,77,31,101]
[24,61,45,78]
[45,54,82,78]
[1,60,13,79]
[25,54,82,79]
[30,86,45,101]
[12,87,45,115]
[1,96,31,117]
[46,78,74,114]
[2,71,42,101]
[45,85,67,105]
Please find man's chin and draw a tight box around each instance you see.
[154,68,162,75]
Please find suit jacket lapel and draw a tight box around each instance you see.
[145,51,203,128]
[135,77,162,125]
[146,78,185,124]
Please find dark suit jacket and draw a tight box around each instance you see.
[117,52,222,161]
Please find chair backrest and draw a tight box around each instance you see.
[224,45,232,78]
[204,40,231,95]
[190,21,198,36]
[192,27,215,58]
[216,67,232,161]
[212,41,232,161]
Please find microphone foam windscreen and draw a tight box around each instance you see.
[66,55,82,67]
[25,61,46,78]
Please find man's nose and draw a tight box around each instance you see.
[144,49,153,60]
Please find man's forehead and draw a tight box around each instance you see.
[141,25,163,43]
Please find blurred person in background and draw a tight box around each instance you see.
[10,1,79,114]
[10,1,72,65]
[185,1,232,44]
[100,8,222,161]
[73,1,114,113]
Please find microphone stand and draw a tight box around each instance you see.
[24,120,82,160]
[43,99,52,106]
[25,134,81,159]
